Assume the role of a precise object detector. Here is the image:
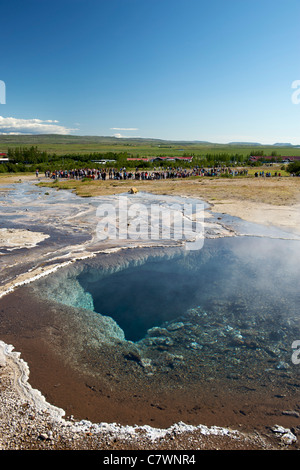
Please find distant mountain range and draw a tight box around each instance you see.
[273,143,294,147]
[229,142,296,147]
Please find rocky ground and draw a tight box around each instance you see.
[0,341,299,451]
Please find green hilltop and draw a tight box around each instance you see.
[0,134,300,157]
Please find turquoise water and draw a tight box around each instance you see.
[78,236,300,343]
[35,235,300,395]
[79,262,200,342]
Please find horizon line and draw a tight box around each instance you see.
[0,133,298,147]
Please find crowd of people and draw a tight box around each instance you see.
[42,165,249,181]
[254,170,281,177]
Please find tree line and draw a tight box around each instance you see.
[0,145,285,174]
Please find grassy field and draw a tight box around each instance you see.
[0,160,297,207]
[0,133,299,215]
[35,172,299,206]
[1,134,300,158]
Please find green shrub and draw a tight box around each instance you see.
[287,161,300,175]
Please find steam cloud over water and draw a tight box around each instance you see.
[34,236,300,397]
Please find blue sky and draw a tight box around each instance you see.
[1,0,300,144]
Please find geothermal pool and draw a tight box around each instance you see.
[1,181,300,428]
[32,235,300,403]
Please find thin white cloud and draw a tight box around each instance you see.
[110,127,139,131]
[0,116,77,135]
